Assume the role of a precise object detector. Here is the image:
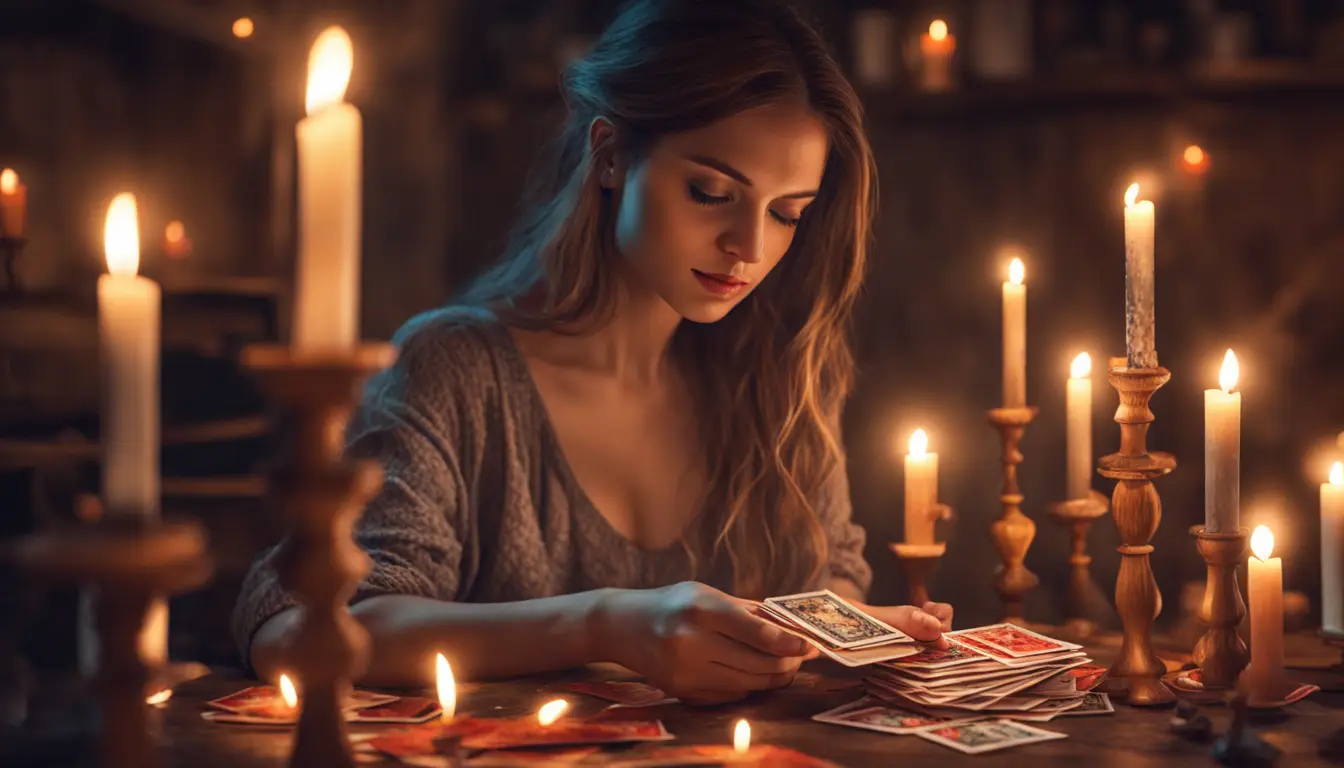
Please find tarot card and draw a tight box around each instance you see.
[812,698,985,734]
[348,697,442,724]
[764,590,909,649]
[950,624,1080,658]
[206,685,396,715]
[200,709,298,726]
[913,720,1067,754]
[460,719,674,750]
[1055,691,1114,716]
[947,636,1087,668]
[881,642,987,671]
[466,747,600,766]
[1069,664,1109,692]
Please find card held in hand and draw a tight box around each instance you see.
[764,590,909,649]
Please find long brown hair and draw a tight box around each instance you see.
[461,0,875,598]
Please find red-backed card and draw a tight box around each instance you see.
[206,685,397,714]
[462,719,673,750]
[883,642,987,671]
[951,624,1079,658]
[364,718,499,759]
[348,696,442,724]
[1068,664,1108,692]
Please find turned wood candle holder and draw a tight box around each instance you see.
[9,519,211,768]
[986,406,1039,624]
[1048,490,1111,639]
[1191,525,1250,690]
[0,235,25,293]
[889,540,947,607]
[1097,362,1176,707]
[243,343,395,768]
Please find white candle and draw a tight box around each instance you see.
[1002,256,1026,407]
[1204,349,1241,534]
[294,26,361,352]
[0,168,27,238]
[98,192,167,665]
[918,20,956,92]
[903,429,939,545]
[1066,352,1092,500]
[1323,462,1344,634]
[1123,183,1157,369]
[1246,525,1285,699]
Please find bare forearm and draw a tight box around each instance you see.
[250,590,616,689]
[826,577,864,602]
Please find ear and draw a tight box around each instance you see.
[588,116,626,189]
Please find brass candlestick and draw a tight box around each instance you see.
[1191,525,1250,690]
[243,343,395,768]
[9,520,211,768]
[986,406,1039,624]
[1097,361,1176,707]
[1048,490,1111,639]
[889,541,947,607]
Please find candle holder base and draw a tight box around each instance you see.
[1190,526,1250,691]
[888,541,947,607]
[1048,491,1111,640]
[243,343,396,768]
[986,406,1039,624]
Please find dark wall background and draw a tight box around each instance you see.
[1,0,1342,664]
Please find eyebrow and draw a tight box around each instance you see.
[683,153,818,200]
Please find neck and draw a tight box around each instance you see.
[554,261,682,385]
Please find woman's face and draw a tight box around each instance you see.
[606,102,829,324]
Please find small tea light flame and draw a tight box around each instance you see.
[0,169,17,194]
[279,674,298,709]
[1219,349,1239,394]
[537,699,569,726]
[1070,352,1092,380]
[1251,525,1275,562]
[146,688,173,706]
[1330,461,1343,487]
[436,653,456,723]
[733,719,751,754]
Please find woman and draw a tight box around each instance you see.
[234,0,953,705]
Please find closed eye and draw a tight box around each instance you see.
[771,210,801,228]
[688,183,730,206]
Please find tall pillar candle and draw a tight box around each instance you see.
[904,429,939,545]
[1204,349,1240,533]
[294,26,361,352]
[1065,352,1092,500]
[1246,525,1285,698]
[0,168,27,238]
[1323,462,1344,634]
[1002,256,1026,407]
[1123,183,1157,369]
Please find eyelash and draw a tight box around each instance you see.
[688,184,801,228]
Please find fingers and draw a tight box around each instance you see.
[922,601,954,632]
[704,660,799,692]
[699,630,808,677]
[888,605,944,643]
[701,600,810,658]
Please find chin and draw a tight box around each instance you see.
[666,291,749,324]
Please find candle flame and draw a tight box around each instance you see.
[104,192,140,277]
[279,674,298,709]
[1251,525,1274,562]
[0,168,16,194]
[436,653,456,722]
[537,699,569,726]
[929,20,948,41]
[733,719,751,754]
[1219,349,1239,394]
[1330,461,1343,487]
[1124,183,1140,207]
[145,688,173,706]
[1070,352,1092,379]
[908,428,928,457]
[232,17,254,39]
[305,26,353,115]
[1008,257,1024,285]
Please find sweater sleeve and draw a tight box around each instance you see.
[230,315,479,669]
[816,431,873,597]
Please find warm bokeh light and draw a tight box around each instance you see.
[537,699,569,726]
[305,26,353,115]
[1125,182,1140,207]
[165,220,185,244]
[929,20,948,42]
[1251,525,1275,562]
[436,653,455,723]
[1008,257,1024,285]
[1331,461,1343,487]
[1219,349,1239,394]
[104,192,140,277]
[733,719,751,754]
[908,428,929,457]
[232,17,254,38]
[1183,144,1207,171]
[0,168,16,194]
[1070,352,1092,379]
[279,674,298,709]
[146,688,173,706]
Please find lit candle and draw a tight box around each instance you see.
[733,719,751,756]
[918,20,956,92]
[1065,353,1093,500]
[436,653,455,724]
[903,429,939,545]
[294,26,361,352]
[1246,525,1285,700]
[279,673,299,713]
[1002,255,1027,407]
[1123,183,1157,369]
[537,699,569,726]
[1204,350,1240,534]
[1323,462,1344,635]
[0,168,26,238]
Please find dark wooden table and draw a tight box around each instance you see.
[142,652,1343,767]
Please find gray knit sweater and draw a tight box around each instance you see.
[231,307,873,666]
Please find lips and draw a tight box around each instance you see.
[692,269,748,287]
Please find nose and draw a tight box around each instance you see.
[716,210,766,265]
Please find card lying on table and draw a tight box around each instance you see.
[913,719,1067,754]
[757,590,919,667]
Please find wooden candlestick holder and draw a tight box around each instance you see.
[0,235,25,293]
[986,406,1039,624]
[1097,363,1176,707]
[9,519,211,768]
[243,343,395,768]
[889,541,947,607]
[1191,525,1250,690]
[1047,490,1111,639]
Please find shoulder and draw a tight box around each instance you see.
[371,305,519,412]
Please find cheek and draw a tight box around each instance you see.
[615,178,701,268]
